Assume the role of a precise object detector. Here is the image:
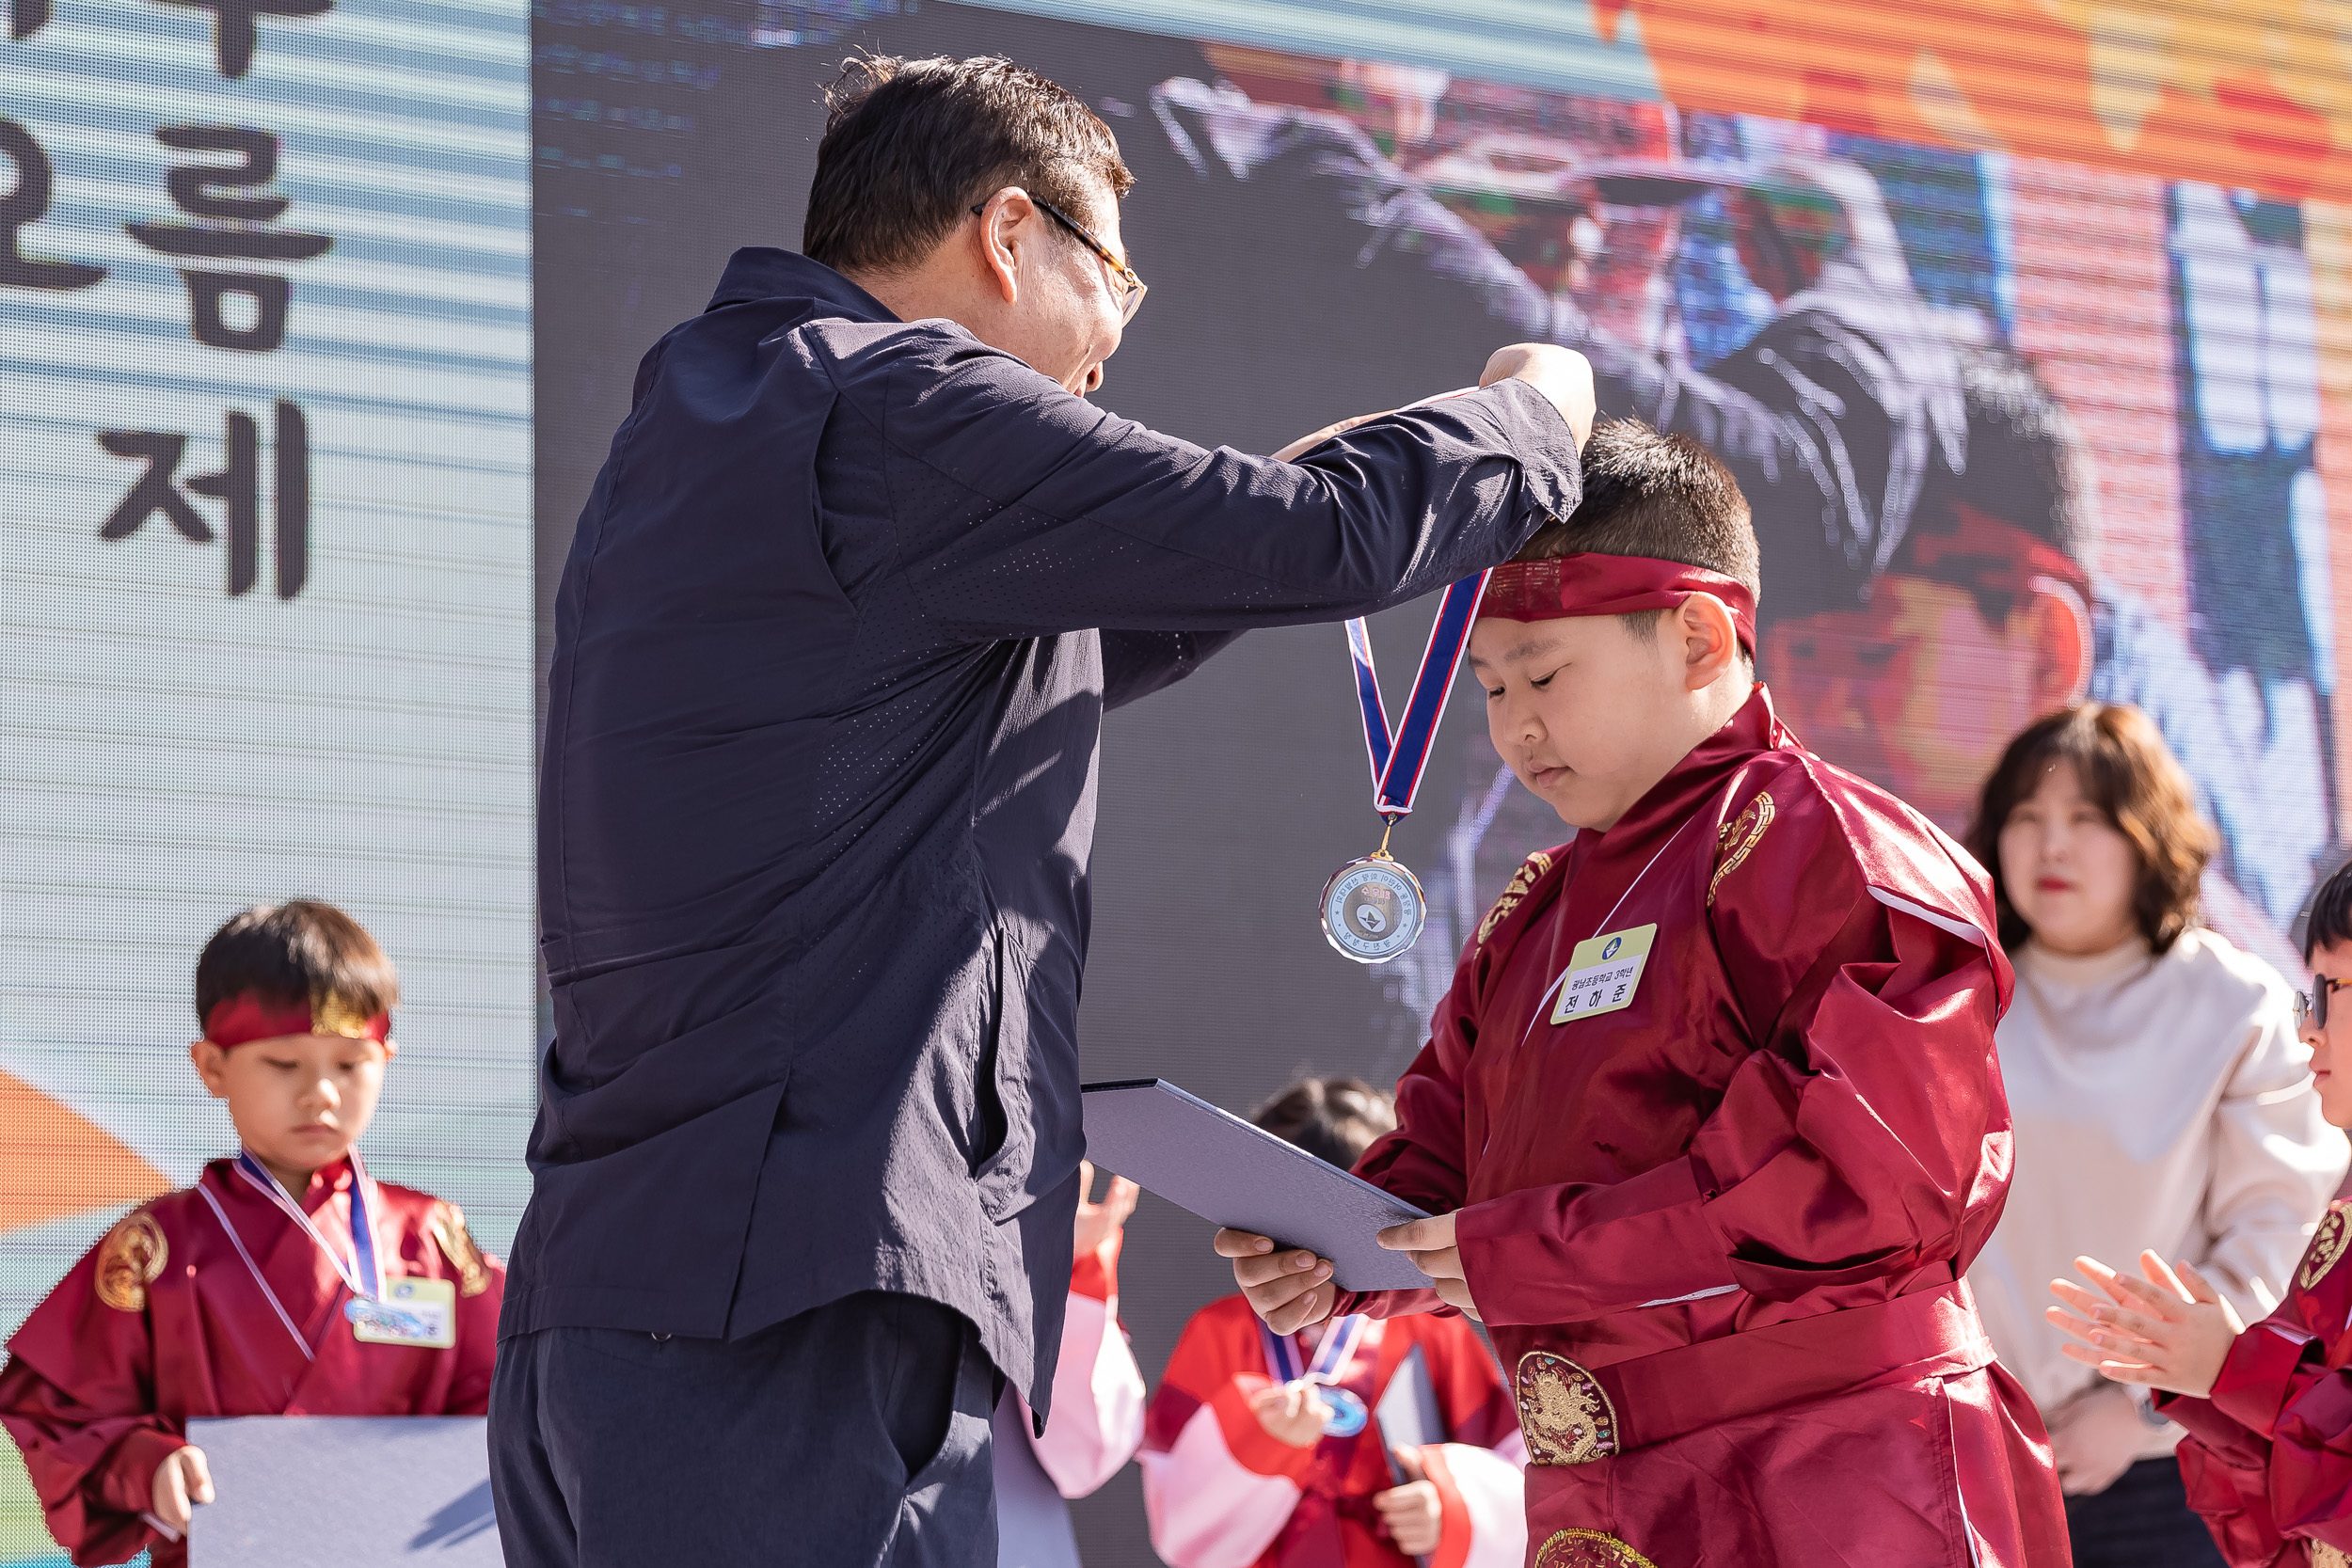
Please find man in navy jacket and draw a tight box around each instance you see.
[491,52,1591,1567]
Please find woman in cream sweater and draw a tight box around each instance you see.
[1964,703,2348,1565]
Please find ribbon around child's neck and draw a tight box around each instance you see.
[1346,569,1491,821]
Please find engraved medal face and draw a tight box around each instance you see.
[1320,856,1427,963]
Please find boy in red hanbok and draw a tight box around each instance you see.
[1219,420,2068,1566]
[2051,856,2352,1566]
[1145,1078,1526,1568]
[0,900,504,1568]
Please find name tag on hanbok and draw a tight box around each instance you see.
[348,1276,457,1349]
[1550,924,1657,1024]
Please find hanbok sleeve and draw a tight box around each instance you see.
[0,1212,184,1567]
[1138,1303,1313,1568]
[1415,1318,1527,1568]
[1455,786,2009,1324]
[1023,1231,1146,1498]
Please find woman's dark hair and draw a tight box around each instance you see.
[1966,703,2213,955]
[803,54,1133,277]
[1251,1076,1397,1171]
[196,900,400,1025]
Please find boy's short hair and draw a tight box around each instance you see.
[1512,420,1760,649]
[803,54,1134,277]
[2304,858,2352,966]
[196,900,399,1032]
[1251,1076,1397,1169]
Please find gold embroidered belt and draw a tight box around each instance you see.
[1517,1279,1991,1465]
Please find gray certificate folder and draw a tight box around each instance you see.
[187,1415,499,1565]
[1082,1078,1434,1291]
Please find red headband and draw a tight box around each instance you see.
[1478,552,1757,652]
[203,991,390,1049]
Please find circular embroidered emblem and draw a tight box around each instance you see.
[2311,1543,2350,1568]
[2302,1204,2352,1291]
[1517,1351,1619,1465]
[1534,1528,1661,1568]
[94,1210,167,1313]
[431,1201,492,1298]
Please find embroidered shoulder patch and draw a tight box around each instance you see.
[2302,1202,2352,1291]
[95,1210,167,1312]
[1478,849,1555,945]
[1535,1529,1661,1568]
[1708,792,1775,909]
[2312,1543,2351,1568]
[1517,1350,1619,1465]
[431,1202,493,1297]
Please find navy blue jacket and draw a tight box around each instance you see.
[509,248,1581,1411]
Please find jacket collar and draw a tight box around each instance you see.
[1581,683,1788,864]
[704,246,899,321]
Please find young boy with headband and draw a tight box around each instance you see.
[1218,420,2068,1564]
[0,901,504,1568]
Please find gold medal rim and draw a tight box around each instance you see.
[1318,855,1428,963]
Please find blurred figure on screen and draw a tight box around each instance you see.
[0,900,505,1568]
[1961,705,2343,1565]
[991,1162,1148,1568]
[1139,1078,1525,1568]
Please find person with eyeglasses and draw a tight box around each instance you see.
[497,50,1595,1568]
[1960,703,2346,1568]
[2048,851,2352,1567]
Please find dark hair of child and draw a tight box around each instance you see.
[1509,418,1760,596]
[1251,1076,1398,1170]
[2305,857,2352,967]
[196,900,401,1026]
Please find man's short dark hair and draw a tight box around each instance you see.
[1512,419,1760,645]
[803,54,1134,277]
[196,899,399,1027]
[1251,1076,1396,1170]
[2306,857,2352,966]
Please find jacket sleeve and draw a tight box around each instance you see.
[817,325,1581,639]
[1138,1305,1315,1568]
[1023,1232,1147,1498]
[1454,793,2008,1324]
[2193,993,2347,1326]
[1101,630,1243,712]
[0,1225,182,1567]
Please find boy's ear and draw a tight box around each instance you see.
[1678,593,1742,689]
[189,1039,230,1100]
[2023,582,2093,711]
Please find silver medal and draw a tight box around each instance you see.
[1319,854,1427,963]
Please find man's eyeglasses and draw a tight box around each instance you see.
[2296,975,2351,1030]
[971,198,1148,324]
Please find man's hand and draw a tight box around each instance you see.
[1376,1212,1479,1322]
[1480,342,1597,445]
[1375,1446,1442,1556]
[150,1444,214,1535]
[1215,1229,1335,1333]
[1249,1379,1333,1448]
[2046,1250,2244,1400]
[2040,1383,2149,1496]
[1273,411,1389,464]
[1072,1159,1139,1259]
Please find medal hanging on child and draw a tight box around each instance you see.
[228,1149,454,1348]
[1256,1313,1373,1435]
[1321,568,1491,963]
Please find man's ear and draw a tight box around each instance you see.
[2022,580,2093,710]
[1679,593,1741,689]
[972,186,1037,308]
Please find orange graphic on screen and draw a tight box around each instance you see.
[0,1068,169,1234]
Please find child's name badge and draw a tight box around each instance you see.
[347,1276,457,1349]
[1550,924,1658,1024]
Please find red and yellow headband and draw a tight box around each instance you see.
[1477,552,1757,654]
[203,991,390,1049]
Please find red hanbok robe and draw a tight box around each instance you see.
[1142,1294,1526,1568]
[0,1155,504,1568]
[2163,1199,2352,1565]
[1339,685,2068,1567]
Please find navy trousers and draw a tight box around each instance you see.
[2063,1457,2229,1568]
[490,1291,1002,1567]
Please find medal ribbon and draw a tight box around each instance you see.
[1258,1312,1369,1387]
[231,1148,384,1303]
[1345,572,1491,820]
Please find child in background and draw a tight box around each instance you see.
[0,901,505,1568]
[1141,1077,1525,1568]
[2051,854,2352,1566]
